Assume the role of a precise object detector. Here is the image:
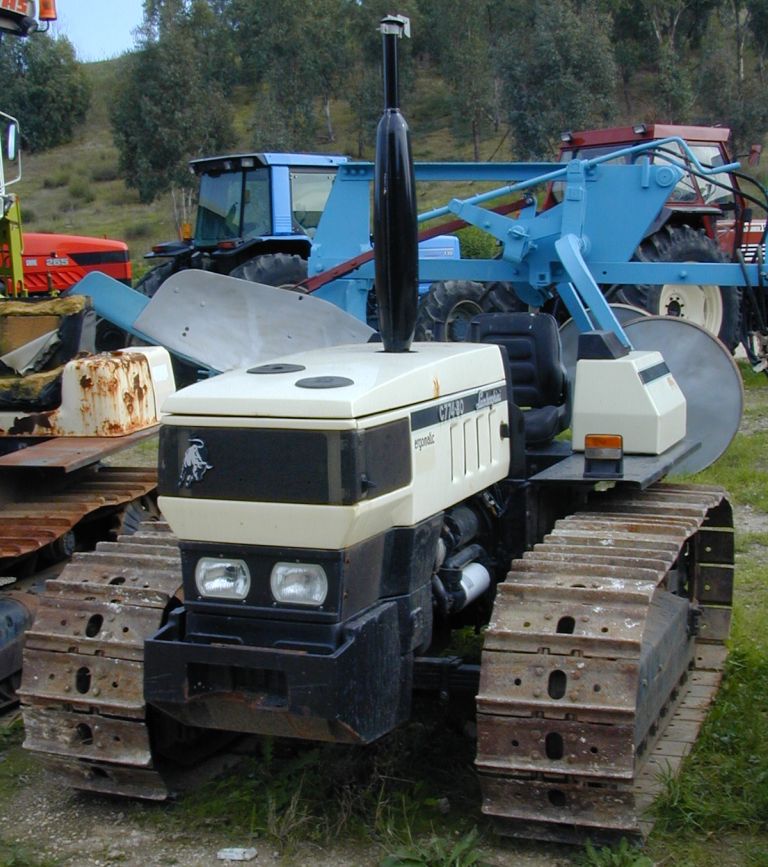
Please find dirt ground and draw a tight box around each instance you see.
[0,716,574,866]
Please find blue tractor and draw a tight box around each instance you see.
[135,152,349,296]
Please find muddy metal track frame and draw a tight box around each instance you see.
[477,483,733,842]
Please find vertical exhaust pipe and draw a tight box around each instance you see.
[374,15,418,353]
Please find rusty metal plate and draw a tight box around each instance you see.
[0,428,158,472]
[523,547,670,574]
[476,712,635,781]
[557,516,688,540]
[487,583,647,658]
[19,648,146,716]
[504,570,658,599]
[480,773,639,834]
[48,551,182,606]
[546,529,683,556]
[97,541,178,558]
[25,595,165,659]
[39,755,168,800]
[477,649,638,723]
[23,706,153,766]
[510,559,663,584]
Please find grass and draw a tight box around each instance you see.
[168,702,482,859]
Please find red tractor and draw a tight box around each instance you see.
[553,123,767,354]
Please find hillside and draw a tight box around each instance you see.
[15,57,505,280]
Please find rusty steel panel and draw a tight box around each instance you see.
[477,650,639,723]
[533,540,677,564]
[39,756,168,801]
[480,773,639,833]
[23,706,153,767]
[476,713,635,781]
[3,352,161,438]
[504,570,659,599]
[486,583,647,658]
[0,427,158,472]
[557,517,688,539]
[510,559,664,584]
[545,529,683,556]
[523,547,671,573]
[25,595,164,660]
[19,648,146,716]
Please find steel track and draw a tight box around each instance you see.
[476,482,733,843]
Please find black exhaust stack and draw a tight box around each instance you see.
[374,15,418,353]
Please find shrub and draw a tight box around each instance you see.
[91,163,120,183]
[67,176,95,203]
[456,226,498,260]
[42,171,70,190]
[124,221,154,241]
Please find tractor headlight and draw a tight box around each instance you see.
[195,558,251,600]
[270,562,328,606]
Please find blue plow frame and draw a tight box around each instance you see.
[309,137,766,347]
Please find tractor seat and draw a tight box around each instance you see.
[0,295,94,411]
[470,311,570,446]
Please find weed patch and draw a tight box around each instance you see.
[173,704,481,854]
[381,827,488,867]
[0,838,57,867]
[67,176,95,204]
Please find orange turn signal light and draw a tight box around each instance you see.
[584,434,623,451]
[583,433,624,479]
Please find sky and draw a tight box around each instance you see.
[49,0,146,63]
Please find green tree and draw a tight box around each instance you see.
[500,0,618,159]
[699,2,768,152]
[425,0,501,160]
[0,34,90,152]
[110,13,234,203]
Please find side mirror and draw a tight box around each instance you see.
[6,123,17,162]
[748,144,762,167]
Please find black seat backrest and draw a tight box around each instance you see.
[470,311,570,445]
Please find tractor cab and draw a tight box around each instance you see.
[144,153,348,278]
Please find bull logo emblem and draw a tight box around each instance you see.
[179,437,213,488]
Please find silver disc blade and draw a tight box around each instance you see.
[623,316,743,474]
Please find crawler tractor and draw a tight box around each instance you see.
[20,16,744,843]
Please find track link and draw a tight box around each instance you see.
[476,482,733,843]
[19,521,182,800]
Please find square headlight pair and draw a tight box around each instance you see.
[194,558,328,606]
